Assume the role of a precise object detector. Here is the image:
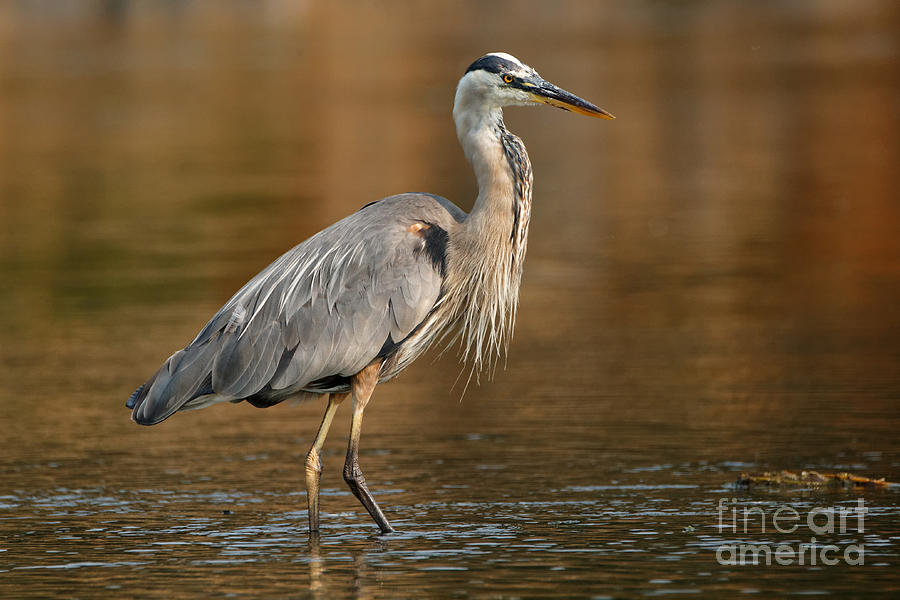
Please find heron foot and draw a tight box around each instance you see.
[305,449,323,532]
[343,456,395,534]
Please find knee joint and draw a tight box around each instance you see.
[305,450,322,475]
[343,461,364,486]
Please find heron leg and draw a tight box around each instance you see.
[305,392,348,534]
[343,362,394,534]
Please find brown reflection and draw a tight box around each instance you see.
[308,537,326,598]
[0,0,897,468]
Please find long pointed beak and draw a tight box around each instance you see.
[526,79,614,119]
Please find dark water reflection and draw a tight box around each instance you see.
[1,1,899,597]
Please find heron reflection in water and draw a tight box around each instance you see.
[127,52,614,534]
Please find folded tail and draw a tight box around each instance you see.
[126,343,218,425]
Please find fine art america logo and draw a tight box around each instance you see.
[715,498,867,566]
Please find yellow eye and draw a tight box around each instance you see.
[503,74,514,84]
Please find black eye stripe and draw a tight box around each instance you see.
[507,79,535,91]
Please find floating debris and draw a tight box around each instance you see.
[737,470,899,490]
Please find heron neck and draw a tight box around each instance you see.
[453,104,521,235]
[445,98,532,377]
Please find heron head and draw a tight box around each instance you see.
[457,52,614,119]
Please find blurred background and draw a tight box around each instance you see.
[0,1,898,597]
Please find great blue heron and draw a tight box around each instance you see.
[127,52,613,534]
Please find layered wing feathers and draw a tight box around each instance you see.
[129,194,458,425]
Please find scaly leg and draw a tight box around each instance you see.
[343,361,394,534]
[305,392,347,534]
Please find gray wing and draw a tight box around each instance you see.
[128,193,463,425]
